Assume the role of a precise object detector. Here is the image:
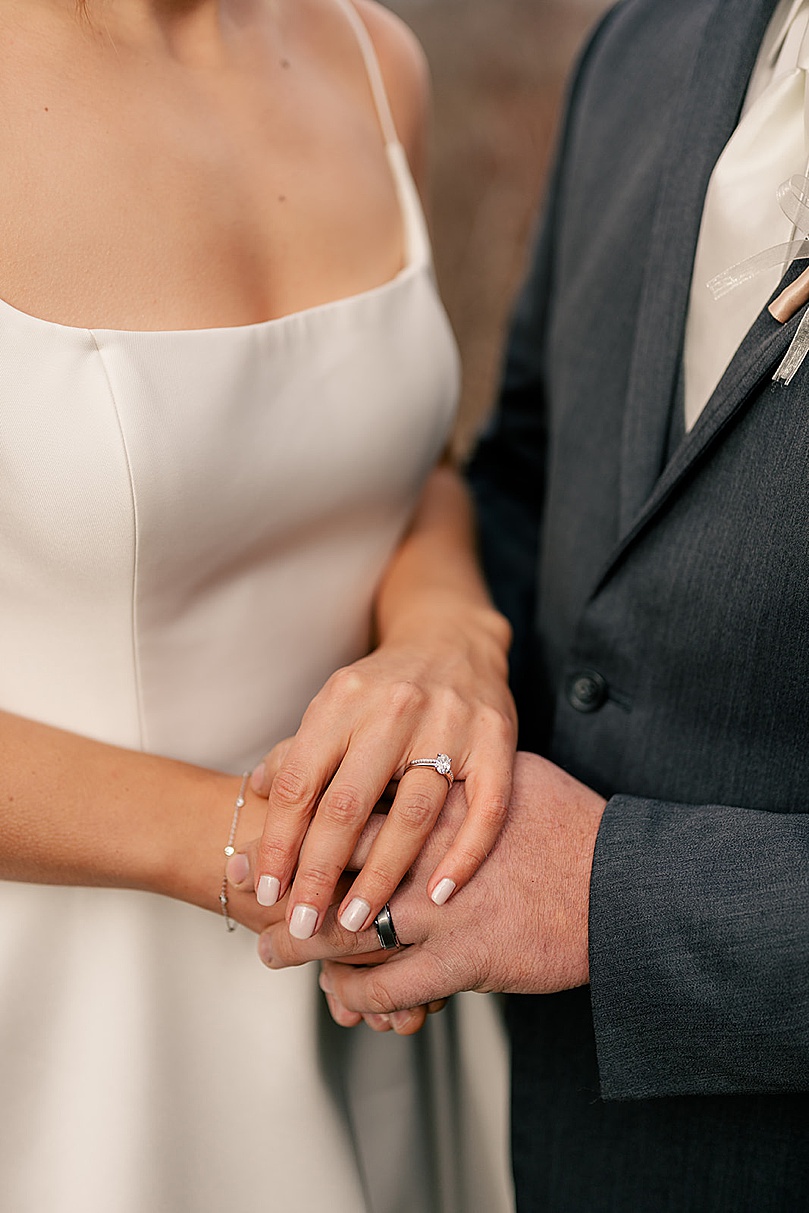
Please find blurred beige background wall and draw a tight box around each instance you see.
[385,0,612,452]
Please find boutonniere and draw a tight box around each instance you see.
[709,173,809,383]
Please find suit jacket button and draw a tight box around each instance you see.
[567,670,607,712]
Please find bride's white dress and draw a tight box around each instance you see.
[0,5,512,1212]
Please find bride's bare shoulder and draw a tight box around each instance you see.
[352,0,429,88]
[352,0,431,187]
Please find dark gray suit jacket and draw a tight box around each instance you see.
[469,1,809,1208]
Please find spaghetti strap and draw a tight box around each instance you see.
[331,0,400,146]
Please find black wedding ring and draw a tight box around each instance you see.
[374,903,401,949]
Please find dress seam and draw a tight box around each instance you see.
[89,331,147,752]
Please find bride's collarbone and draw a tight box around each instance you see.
[0,97,406,331]
[0,0,415,329]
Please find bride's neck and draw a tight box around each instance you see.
[24,0,271,61]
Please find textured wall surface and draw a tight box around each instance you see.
[386,0,612,450]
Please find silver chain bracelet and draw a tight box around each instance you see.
[219,771,251,932]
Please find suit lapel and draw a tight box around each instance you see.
[617,0,779,535]
[596,274,806,593]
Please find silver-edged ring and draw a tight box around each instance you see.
[402,752,454,788]
[374,903,402,950]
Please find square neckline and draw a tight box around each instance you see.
[0,1,430,339]
[0,140,429,340]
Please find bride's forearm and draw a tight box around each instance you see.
[0,710,274,930]
[375,463,511,657]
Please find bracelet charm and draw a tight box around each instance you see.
[220,771,251,932]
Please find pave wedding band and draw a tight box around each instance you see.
[402,752,454,788]
[374,903,401,950]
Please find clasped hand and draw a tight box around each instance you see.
[243,613,517,943]
[231,753,606,1033]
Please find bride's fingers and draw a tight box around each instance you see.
[281,740,420,939]
[423,720,515,905]
[253,730,351,912]
[253,664,415,920]
[334,767,447,934]
[227,815,387,896]
[257,878,420,970]
[249,737,294,798]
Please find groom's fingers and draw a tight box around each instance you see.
[322,985,438,1036]
[257,865,426,969]
[320,952,453,1016]
[323,989,363,1028]
[257,911,381,970]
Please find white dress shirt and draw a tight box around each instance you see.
[683,0,809,429]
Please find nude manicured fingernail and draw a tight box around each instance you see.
[226,853,250,886]
[289,904,318,940]
[257,875,280,906]
[431,877,456,906]
[391,1010,414,1032]
[339,897,371,932]
[250,762,266,792]
[258,935,273,967]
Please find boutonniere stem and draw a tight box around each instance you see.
[769,262,809,321]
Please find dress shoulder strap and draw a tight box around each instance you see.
[331,0,400,146]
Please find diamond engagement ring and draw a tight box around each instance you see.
[374,903,402,950]
[402,753,454,788]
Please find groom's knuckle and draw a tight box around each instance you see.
[273,937,294,967]
[344,928,371,956]
[365,971,396,1013]
[267,931,296,967]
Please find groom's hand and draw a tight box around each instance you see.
[254,753,606,1015]
[226,826,446,1034]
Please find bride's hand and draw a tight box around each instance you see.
[247,605,516,940]
[227,829,447,1035]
